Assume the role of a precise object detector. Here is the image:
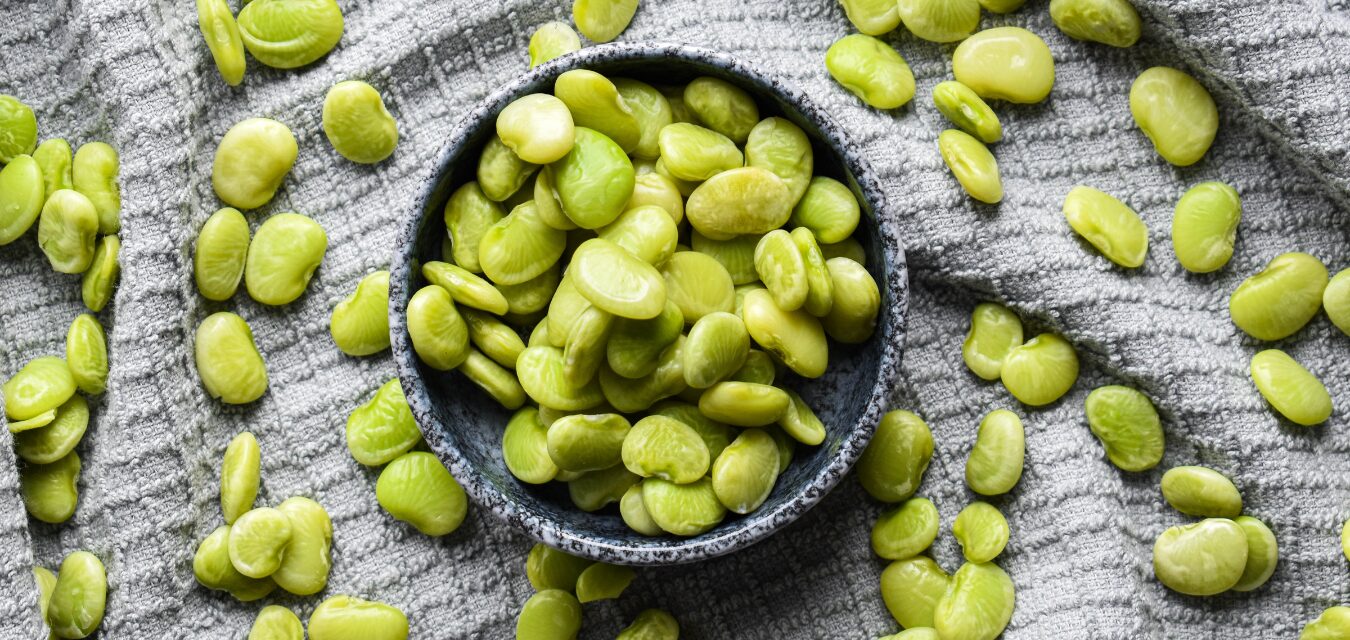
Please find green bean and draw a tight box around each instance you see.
[932,562,1016,640]
[38,189,99,274]
[932,81,1003,144]
[0,154,44,245]
[1302,607,1350,640]
[308,595,409,640]
[871,497,939,560]
[1050,0,1141,47]
[407,285,471,370]
[1229,252,1328,341]
[65,314,108,395]
[443,182,505,272]
[641,477,726,536]
[249,605,304,640]
[245,212,328,305]
[198,0,246,85]
[192,525,277,601]
[880,556,949,629]
[236,0,344,69]
[34,138,73,195]
[623,414,711,483]
[194,207,250,301]
[526,542,591,592]
[1085,385,1165,471]
[684,77,759,145]
[551,127,635,228]
[1171,181,1241,273]
[195,312,268,404]
[896,0,980,42]
[575,562,636,602]
[272,496,333,596]
[229,507,293,578]
[858,410,934,503]
[529,22,581,68]
[0,95,38,162]
[212,118,298,209]
[376,451,468,536]
[952,27,1056,104]
[1152,518,1248,596]
[20,451,81,523]
[1249,349,1332,426]
[1230,515,1277,592]
[1129,66,1218,166]
[4,356,76,421]
[1343,519,1350,564]
[839,0,901,35]
[965,409,1025,496]
[1161,465,1242,518]
[1000,333,1079,406]
[72,142,121,234]
[617,609,680,640]
[568,464,639,511]
[503,407,558,484]
[825,34,916,109]
[220,431,260,524]
[1062,185,1148,267]
[346,378,420,466]
[952,501,1010,563]
[515,589,582,640]
[1327,268,1350,336]
[620,483,664,536]
[323,80,399,164]
[962,302,1023,381]
[661,251,736,322]
[745,117,814,206]
[938,129,1002,204]
[47,551,106,639]
[14,395,88,464]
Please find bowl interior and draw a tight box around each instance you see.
[392,43,906,565]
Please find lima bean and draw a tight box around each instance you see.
[1161,465,1242,518]
[1085,385,1165,471]
[1249,349,1332,426]
[1049,0,1141,47]
[65,314,108,395]
[575,562,636,603]
[1129,67,1218,166]
[822,257,880,344]
[568,464,640,512]
[526,542,591,592]
[194,312,268,404]
[4,357,76,421]
[1172,181,1241,273]
[641,477,726,536]
[880,556,949,629]
[932,81,1003,144]
[858,410,934,503]
[620,484,664,536]
[529,22,581,68]
[249,606,304,640]
[551,127,635,228]
[896,0,980,42]
[686,167,793,239]
[308,595,409,640]
[1231,515,1277,592]
[1062,185,1149,267]
[745,117,814,206]
[20,451,81,524]
[37,189,99,274]
[952,501,1010,563]
[965,409,1025,496]
[932,562,1016,640]
[220,431,261,524]
[617,609,679,640]
[47,551,106,639]
[194,207,251,301]
[839,0,901,35]
[952,27,1056,104]
[331,271,392,356]
[683,77,759,145]
[34,139,73,195]
[272,496,333,596]
[236,0,344,69]
[346,378,420,466]
[657,122,742,181]
[962,302,1023,381]
[197,0,246,85]
[229,507,293,578]
[443,182,504,272]
[711,429,779,514]
[515,589,582,640]
[1326,268,1350,336]
[497,94,575,164]
[245,212,328,305]
[1229,252,1328,341]
[623,414,710,483]
[1302,607,1350,640]
[80,234,120,312]
[376,451,468,536]
[825,34,916,109]
[14,395,88,464]
[71,142,121,234]
[1000,333,1079,406]
[0,154,44,245]
[0,95,38,162]
[503,407,559,484]
[212,118,298,209]
[323,80,399,164]
[548,413,630,472]
[572,0,638,42]
[871,497,940,560]
[1153,518,1247,596]
[938,129,1002,204]
[407,285,471,370]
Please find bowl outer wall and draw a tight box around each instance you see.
[390,42,908,565]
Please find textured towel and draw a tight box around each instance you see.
[2,0,1348,637]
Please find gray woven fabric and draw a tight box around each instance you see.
[2,0,1348,637]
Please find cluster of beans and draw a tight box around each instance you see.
[0,95,119,639]
[514,542,678,638]
[406,61,883,543]
[195,0,345,87]
[831,0,1348,635]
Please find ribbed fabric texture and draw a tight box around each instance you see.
[2,0,1348,637]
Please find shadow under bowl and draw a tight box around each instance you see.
[390,41,908,566]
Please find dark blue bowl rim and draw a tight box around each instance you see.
[390,41,909,565]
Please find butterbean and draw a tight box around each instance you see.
[249,606,304,640]
[1229,252,1328,341]
[938,129,1002,204]
[65,314,108,395]
[1129,66,1218,166]
[1153,518,1247,596]
[528,22,581,68]
[871,497,939,560]
[194,207,251,301]
[34,139,73,197]
[551,127,635,228]
[197,0,246,85]
[323,80,399,164]
[1231,515,1277,592]
[880,556,949,629]
[896,0,980,42]
[641,477,726,536]
[0,95,38,162]
[0,154,44,245]
[38,189,99,274]
[272,496,333,596]
[515,589,582,640]
[825,34,916,109]
[308,595,409,640]
[20,451,81,524]
[617,609,679,640]
[220,431,260,524]
[711,429,780,513]
[1326,268,1349,336]
[236,0,344,69]
[1062,185,1148,267]
[1000,333,1079,406]
[1172,181,1241,273]
[962,302,1023,381]
[347,378,420,466]
[858,410,934,503]
[953,27,1056,104]
[1085,385,1165,471]
[194,312,268,404]
[965,409,1025,496]
[443,182,504,272]
[229,507,293,578]
[932,81,1003,144]
[1161,466,1243,518]
[932,562,1016,640]
[822,257,880,344]
[745,117,814,206]
[14,395,88,464]
[1249,349,1332,426]
[572,0,638,42]
[376,451,468,536]
[497,94,575,165]
[47,551,106,639]
[575,562,636,603]
[212,118,298,209]
[245,212,328,305]
[683,77,759,145]
[952,501,1010,563]
[407,285,471,370]
[1050,0,1141,47]
[839,0,901,35]
[331,271,392,356]
[72,142,121,234]
[192,525,276,601]
[81,234,120,312]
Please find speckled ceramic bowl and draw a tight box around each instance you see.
[391,42,907,566]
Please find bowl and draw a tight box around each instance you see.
[390,42,908,566]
